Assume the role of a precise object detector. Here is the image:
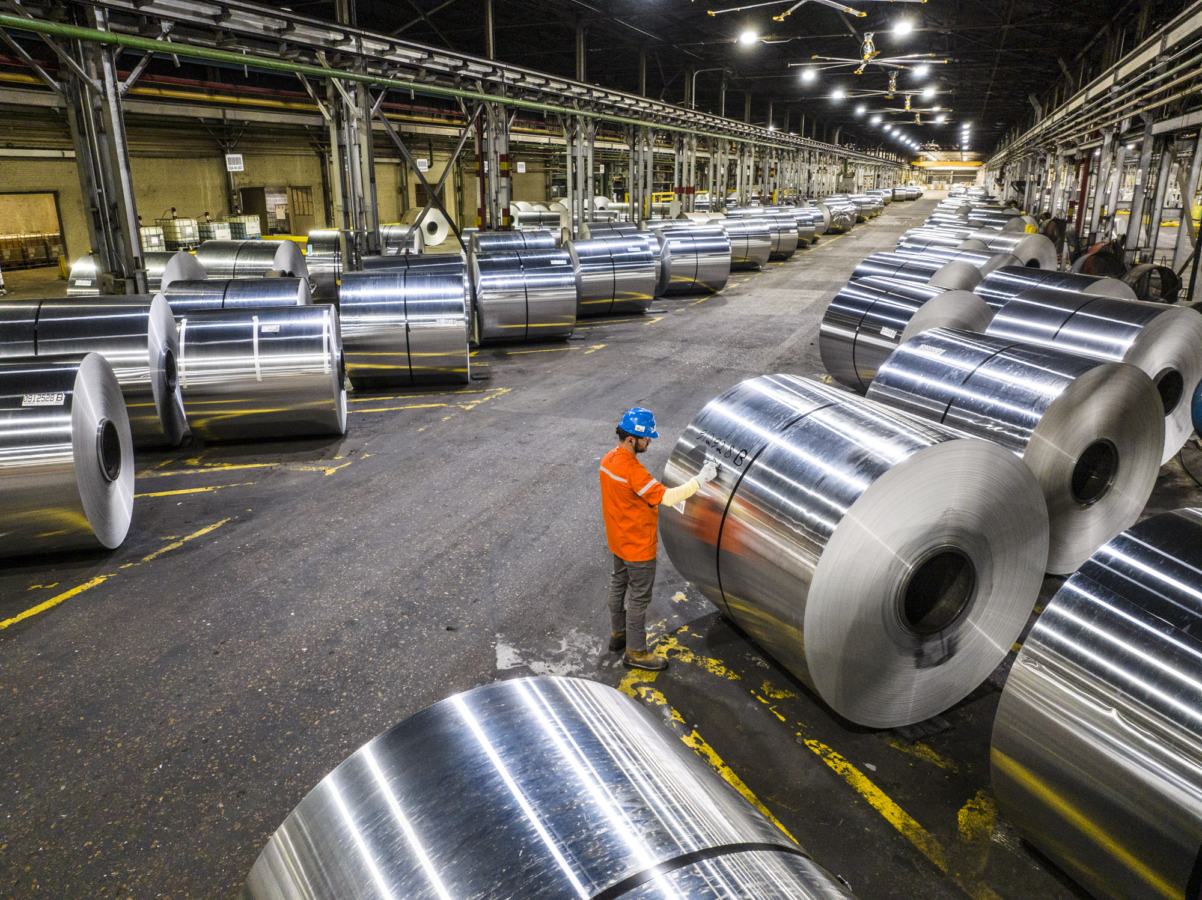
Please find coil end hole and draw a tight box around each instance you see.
[902,549,976,637]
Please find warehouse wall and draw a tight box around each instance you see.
[0,159,88,262]
[0,192,61,233]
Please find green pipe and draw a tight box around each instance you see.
[0,11,898,167]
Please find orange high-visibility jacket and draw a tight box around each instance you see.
[599,445,666,562]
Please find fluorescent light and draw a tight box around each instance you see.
[912,64,929,77]
[935,114,946,123]
[831,87,845,100]
[894,19,913,35]
[739,29,758,45]
[922,85,936,99]
[870,114,882,124]
[855,104,866,114]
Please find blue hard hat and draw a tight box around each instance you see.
[620,407,659,439]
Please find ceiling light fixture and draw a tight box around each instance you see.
[922,85,936,99]
[870,114,882,124]
[912,64,929,77]
[894,19,914,36]
[935,114,946,123]
[855,104,866,115]
[831,87,846,100]
[800,67,817,83]
[739,29,758,46]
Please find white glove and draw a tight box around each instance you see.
[696,460,719,485]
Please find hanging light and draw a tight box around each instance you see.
[800,67,817,83]
[922,85,936,99]
[870,114,882,124]
[912,64,930,77]
[935,114,947,124]
[894,19,914,35]
[739,29,758,46]
[855,104,866,115]
[831,87,846,100]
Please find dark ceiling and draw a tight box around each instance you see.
[274,0,1188,156]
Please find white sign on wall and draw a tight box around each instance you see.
[516,161,526,174]
[225,154,244,172]
[416,158,430,172]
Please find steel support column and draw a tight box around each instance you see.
[1125,114,1156,259]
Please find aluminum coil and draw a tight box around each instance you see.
[896,230,973,255]
[380,223,426,256]
[580,222,639,239]
[147,251,206,293]
[361,253,469,277]
[848,194,883,218]
[894,247,1020,277]
[566,236,656,317]
[725,209,799,259]
[164,278,311,314]
[473,249,576,343]
[0,354,133,558]
[991,508,1202,900]
[718,217,772,270]
[24,296,188,448]
[788,206,820,242]
[851,253,982,291]
[305,230,343,303]
[195,239,309,281]
[820,277,994,393]
[471,229,557,254]
[659,374,1049,727]
[339,270,469,387]
[867,328,1162,574]
[967,232,1056,268]
[647,225,731,295]
[177,305,346,441]
[513,210,562,228]
[985,287,1202,462]
[66,253,101,296]
[973,265,1137,311]
[817,201,855,233]
[242,676,855,900]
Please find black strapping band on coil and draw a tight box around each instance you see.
[590,842,811,900]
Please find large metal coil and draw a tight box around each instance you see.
[817,200,855,233]
[991,508,1202,900]
[645,224,731,295]
[962,232,1056,269]
[177,304,346,442]
[867,328,1162,574]
[847,193,884,218]
[851,253,983,291]
[305,230,343,303]
[380,223,426,256]
[339,270,470,388]
[361,252,469,277]
[865,189,892,206]
[2,296,189,448]
[470,229,558,254]
[66,253,101,296]
[716,217,772,270]
[724,209,799,259]
[566,236,656,317]
[659,374,1049,727]
[513,210,562,229]
[820,278,994,393]
[894,247,1020,277]
[163,277,312,314]
[787,205,821,242]
[579,222,639,240]
[896,230,974,255]
[242,676,856,900]
[473,249,577,342]
[985,287,1202,462]
[195,239,310,281]
[972,265,1137,310]
[0,354,133,558]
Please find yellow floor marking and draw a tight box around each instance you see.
[958,790,998,876]
[655,632,740,680]
[138,518,232,564]
[135,483,254,499]
[888,739,960,772]
[0,576,108,631]
[137,462,279,479]
[992,749,1176,899]
[505,345,574,355]
[583,344,606,354]
[352,402,449,413]
[761,682,798,700]
[349,388,495,403]
[27,583,59,590]
[1011,642,1023,653]
[290,461,353,476]
[574,318,652,329]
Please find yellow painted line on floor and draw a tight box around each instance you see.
[574,317,654,328]
[135,482,254,499]
[888,738,960,772]
[349,388,496,402]
[0,576,108,631]
[958,789,998,874]
[139,517,232,564]
[138,462,280,479]
[352,402,449,413]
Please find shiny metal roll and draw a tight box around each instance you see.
[648,225,731,295]
[147,251,206,293]
[986,287,1202,462]
[868,328,1163,574]
[894,247,1020,277]
[164,278,311,314]
[725,209,798,259]
[896,230,972,255]
[973,265,1137,311]
[718,217,772,270]
[850,253,982,291]
[789,206,820,242]
[513,210,562,229]
[339,270,469,387]
[473,249,576,343]
[817,201,855,234]
[27,296,188,448]
[470,229,557,254]
[66,253,101,296]
[848,194,883,218]
[820,278,994,393]
[0,300,39,356]
[566,237,655,317]
[659,375,1049,727]
[580,222,639,239]
[380,223,425,256]
[865,189,892,206]
[991,508,1202,900]
[195,239,309,281]
[305,229,343,303]
[243,676,856,900]
[968,232,1056,269]
[177,305,346,441]
[0,353,133,558]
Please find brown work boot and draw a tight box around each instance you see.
[623,650,668,671]
[609,631,627,652]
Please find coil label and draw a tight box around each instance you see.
[880,327,897,338]
[260,324,281,334]
[22,392,65,407]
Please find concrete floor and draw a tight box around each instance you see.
[0,264,68,301]
[4,197,1201,900]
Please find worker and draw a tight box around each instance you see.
[599,407,718,671]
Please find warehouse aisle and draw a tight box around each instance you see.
[0,199,1106,899]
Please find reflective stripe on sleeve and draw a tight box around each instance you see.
[637,479,659,496]
[600,466,627,483]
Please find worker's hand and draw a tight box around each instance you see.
[696,460,719,485]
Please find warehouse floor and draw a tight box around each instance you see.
[4,198,1201,900]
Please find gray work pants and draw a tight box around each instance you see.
[608,554,656,652]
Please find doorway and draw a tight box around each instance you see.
[0,192,66,268]
[239,185,315,237]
